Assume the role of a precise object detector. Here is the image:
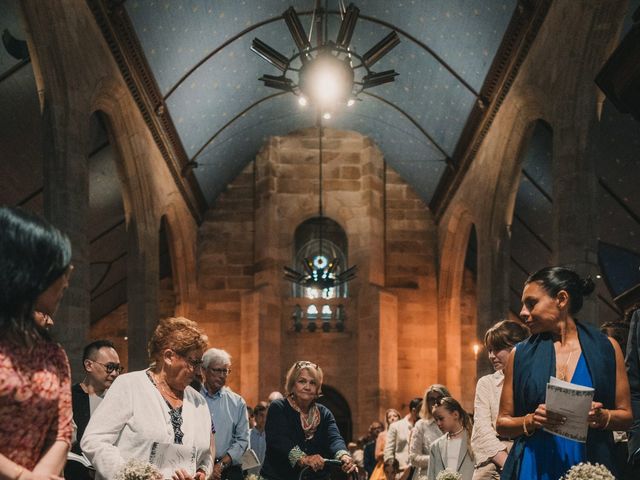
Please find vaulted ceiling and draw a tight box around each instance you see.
[1,0,639,325]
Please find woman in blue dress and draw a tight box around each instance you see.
[496,267,632,479]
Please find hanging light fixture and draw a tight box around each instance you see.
[283,115,357,296]
[251,1,400,112]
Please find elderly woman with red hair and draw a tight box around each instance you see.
[82,317,213,480]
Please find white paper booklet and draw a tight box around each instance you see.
[149,442,197,479]
[544,376,595,443]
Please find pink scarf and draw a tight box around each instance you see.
[288,397,321,440]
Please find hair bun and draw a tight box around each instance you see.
[581,277,595,295]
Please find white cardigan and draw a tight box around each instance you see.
[81,370,213,480]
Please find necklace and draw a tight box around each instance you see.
[557,349,574,381]
[448,426,464,439]
[151,371,183,402]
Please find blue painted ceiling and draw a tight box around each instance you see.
[125,0,517,204]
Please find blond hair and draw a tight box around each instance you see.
[419,384,451,419]
[284,361,323,396]
[148,316,208,363]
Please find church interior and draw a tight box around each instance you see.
[1,0,640,438]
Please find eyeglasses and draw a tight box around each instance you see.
[92,361,124,374]
[294,361,319,370]
[176,352,204,370]
[208,368,231,375]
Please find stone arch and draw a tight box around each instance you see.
[437,204,476,402]
[160,203,198,316]
[318,384,353,442]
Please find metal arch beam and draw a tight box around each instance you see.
[188,90,449,166]
[361,91,451,159]
[190,92,286,163]
[163,10,481,102]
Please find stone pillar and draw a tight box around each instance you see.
[41,98,91,381]
[127,218,160,369]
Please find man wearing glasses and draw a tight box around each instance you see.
[202,348,249,480]
[65,339,122,480]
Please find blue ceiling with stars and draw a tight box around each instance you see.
[125,0,517,204]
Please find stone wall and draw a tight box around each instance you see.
[195,128,440,437]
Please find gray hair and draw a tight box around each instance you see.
[202,347,232,368]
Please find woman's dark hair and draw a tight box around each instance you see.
[0,207,71,343]
[484,320,530,352]
[525,266,595,314]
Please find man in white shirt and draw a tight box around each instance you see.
[201,348,249,480]
[384,397,422,473]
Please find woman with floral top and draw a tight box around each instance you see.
[0,207,74,480]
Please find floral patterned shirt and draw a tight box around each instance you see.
[0,338,73,470]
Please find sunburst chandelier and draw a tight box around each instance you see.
[251,1,400,115]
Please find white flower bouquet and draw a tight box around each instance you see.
[560,462,614,480]
[436,469,462,480]
[114,459,164,480]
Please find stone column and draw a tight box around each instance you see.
[127,218,160,369]
[41,98,91,380]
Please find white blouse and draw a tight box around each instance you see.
[470,370,511,465]
[81,370,213,480]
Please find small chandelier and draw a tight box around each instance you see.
[251,2,400,114]
[282,117,357,296]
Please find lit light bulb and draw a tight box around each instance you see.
[472,343,481,358]
[298,96,308,106]
[347,98,355,107]
[323,112,331,120]
[596,274,602,279]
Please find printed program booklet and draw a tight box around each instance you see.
[544,376,595,442]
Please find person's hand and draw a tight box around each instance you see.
[340,454,356,474]
[492,450,508,469]
[588,402,610,429]
[171,468,195,480]
[211,462,224,480]
[298,454,325,471]
[531,403,566,430]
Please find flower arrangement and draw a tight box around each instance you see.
[245,475,260,480]
[114,459,164,480]
[436,469,462,480]
[560,462,615,480]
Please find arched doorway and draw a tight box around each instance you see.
[317,384,353,442]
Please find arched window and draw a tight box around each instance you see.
[292,217,349,299]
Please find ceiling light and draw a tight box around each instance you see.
[298,96,308,106]
[299,54,354,107]
[362,31,401,68]
[250,38,289,72]
[362,69,399,89]
[323,112,332,120]
[336,3,359,48]
[252,4,401,110]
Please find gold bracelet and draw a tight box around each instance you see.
[13,466,24,480]
[603,409,612,429]
[522,414,533,436]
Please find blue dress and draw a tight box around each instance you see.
[517,354,591,479]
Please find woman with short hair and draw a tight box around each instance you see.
[471,320,529,479]
[260,361,356,480]
[497,267,632,479]
[409,384,451,480]
[82,317,213,480]
[0,207,74,480]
